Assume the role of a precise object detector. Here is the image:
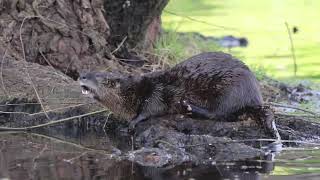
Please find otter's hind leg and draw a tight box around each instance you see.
[181,100,216,119]
[257,106,281,141]
[129,86,168,130]
[129,114,147,130]
[129,103,167,130]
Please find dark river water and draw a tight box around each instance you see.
[1,128,320,180]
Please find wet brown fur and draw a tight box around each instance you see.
[81,52,263,122]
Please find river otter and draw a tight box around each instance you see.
[79,52,264,130]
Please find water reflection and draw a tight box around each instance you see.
[0,130,280,180]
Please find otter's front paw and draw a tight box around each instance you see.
[128,114,147,132]
[128,121,137,132]
[180,99,193,113]
[179,99,216,119]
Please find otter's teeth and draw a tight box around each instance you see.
[82,89,89,95]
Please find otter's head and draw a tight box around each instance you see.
[79,72,123,102]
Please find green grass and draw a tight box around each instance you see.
[272,149,320,175]
[154,28,220,65]
[162,0,320,81]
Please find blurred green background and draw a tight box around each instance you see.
[161,0,320,81]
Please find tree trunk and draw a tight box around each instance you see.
[104,0,168,56]
[0,0,169,79]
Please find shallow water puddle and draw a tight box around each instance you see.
[0,132,320,180]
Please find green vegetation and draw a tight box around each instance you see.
[154,29,220,65]
[251,65,268,81]
[161,0,320,81]
[273,149,320,175]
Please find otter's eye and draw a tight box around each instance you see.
[109,81,116,87]
[101,79,110,87]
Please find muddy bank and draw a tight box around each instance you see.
[0,50,320,167]
[1,58,320,167]
[0,58,104,127]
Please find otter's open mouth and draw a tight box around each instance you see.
[79,80,98,98]
[79,81,96,96]
[81,85,92,95]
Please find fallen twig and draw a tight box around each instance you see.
[163,10,238,31]
[157,138,320,149]
[0,111,31,115]
[19,16,51,120]
[285,22,297,76]
[31,103,91,116]
[0,103,89,116]
[64,152,88,163]
[1,47,9,97]
[0,102,88,106]
[38,49,68,79]
[275,112,320,119]
[281,147,320,151]
[33,143,48,169]
[103,112,113,130]
[231,139,320,146]
[268,102,318,116]
[111,36,127,55]
[0,109,107,131]
[30,132,114,155]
